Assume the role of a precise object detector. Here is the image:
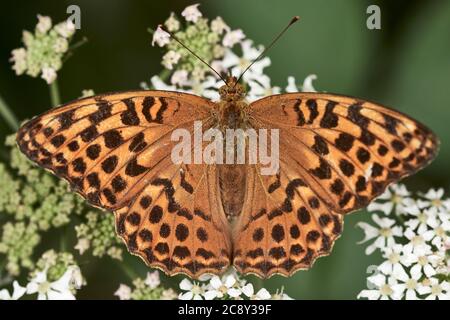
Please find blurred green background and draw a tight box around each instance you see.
[0,0,449,299]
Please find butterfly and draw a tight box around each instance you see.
[16,18,439,279]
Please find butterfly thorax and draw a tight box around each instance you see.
[217,77,249,223]
[218,77,248,129]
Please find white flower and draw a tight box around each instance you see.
[151,75,177,91]
[114,284,131,300]
[378,244,409,275]
[36,14,52,34]
[162,50,181,70]
[160,288,178,300]
[178,278,205,300]
[357,214,403,254]
[198,273,213,282]
[221,40,270,81]
[26,268,77,300]
[204,275,241,300]
[144,271,160,289]
[211,17,230,34]
[285,76,298,92]
[69,266,84,289]
[151,74,219,100]
[242,283,271,300]
[368,184,414,215]
[358,273,399,300]
[80,89,95,98]
[404,206,439,235]
[170,70,189,86]
[301,74,317,92]
[10,48,27,75]
[152,26,170,47]
[188,76,221,101]
[222,29,246,48]
[41,67,57,84]
[431,221,450,248]
[164,12,180,32]
[403,228,434,254]
[181,4,202,23]
[271,287,293,300]
[390,264,422,300]
[210,60,226,78]
[418,188,450,211]
[403,245,439,278]
[55,20,76,38]
[417,278,450,300]
[53,37,69,53]
[247,75,280,102]
[0,281,27,300]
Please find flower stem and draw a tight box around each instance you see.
[116,260,139,280]
[70,37,89,52]
[63,37,88,64]
[159,69,171,82]
[59,226,68,252]
[49,80,61,106]
[0,93,19,130]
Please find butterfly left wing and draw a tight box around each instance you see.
[232,93,438,277]
[17,91,232,278]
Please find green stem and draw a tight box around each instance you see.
[159,69,171,82]
[49,80,61,107]
[0,93,19,130]
[70,37,89,52]
[116,260,139,280]
[63,37,88,64]
[59,226,68,252]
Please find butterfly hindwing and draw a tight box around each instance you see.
[115,162,232,278]
[233,163,343,277]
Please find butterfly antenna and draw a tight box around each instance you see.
[235,16,300,86]
[158,25,227,85]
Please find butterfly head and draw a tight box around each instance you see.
[219,76,246,102]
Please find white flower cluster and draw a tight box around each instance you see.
[0,265,83,300]
[114,270,177,300]
[114,268,291,300]
[10,14,76,84]
[178,269,292,300]
[357,184,450,300]
[147,3,317,102]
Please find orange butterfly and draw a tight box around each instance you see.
[16,17,439,279]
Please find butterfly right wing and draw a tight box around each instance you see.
[17,91,232,278]
[232,92,438,278]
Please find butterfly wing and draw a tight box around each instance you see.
[232,93,438,277]
[17,91,232,278]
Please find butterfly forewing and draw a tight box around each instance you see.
[248,93,438,213]
[17,91,232,278]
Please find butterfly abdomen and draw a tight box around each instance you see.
[218,164,247,221]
